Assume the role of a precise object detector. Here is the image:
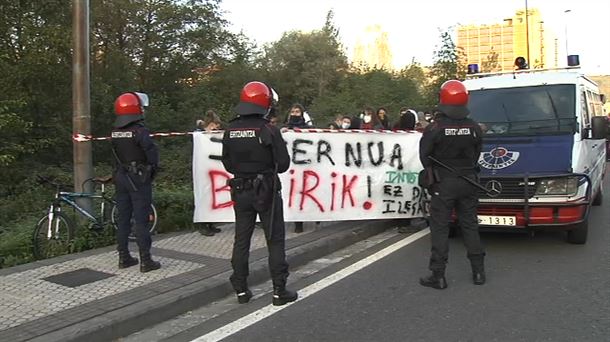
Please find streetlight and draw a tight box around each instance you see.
[525,0,530,66]
[564,9,571,61]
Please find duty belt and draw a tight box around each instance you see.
[228,174,267,192]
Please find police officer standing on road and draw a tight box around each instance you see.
[111,92,161,273]
[222,81,298,306]
[419,80,486,289]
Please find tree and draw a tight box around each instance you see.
[399,59,428,101]
[425,29,467,105]
[482,48,500,72]
[259,10,348,113]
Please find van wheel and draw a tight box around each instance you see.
[592,184,603,206]
[566,220,588,244]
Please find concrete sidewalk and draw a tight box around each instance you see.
[0,220,396,342]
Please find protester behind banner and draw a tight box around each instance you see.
[393,107,417,131]
[196,109,223,131]
[377,107,391,129]
[328,114,343,129]
[195,109,224,236]
[360,107,384,130]
[285,103,314,129]
[193,130,427,223]
[284,103,314,233]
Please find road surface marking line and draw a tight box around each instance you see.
[191,228,430,342]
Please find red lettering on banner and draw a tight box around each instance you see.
[289,169,296,208]
[209,170,233,209]
[300,170,325,212]
[330,172,337,211]
[341,175,358,208]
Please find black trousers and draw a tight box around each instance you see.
[230,179,289,292]
[114,171,153,253]
[428,175,485,273]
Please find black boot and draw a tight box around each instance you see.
[294,222,304,234]
[118,251,138,269]
[272,285,298,306]
[140,251,161,273]
[471,263,486,285]
[419,271,448,290]
[236,289,253,304]
[198,223,215,236]
[210,223,221,233]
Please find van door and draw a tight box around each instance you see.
[579,88,605,198]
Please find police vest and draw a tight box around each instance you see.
[224,119,274,176]
[111,126,147,164]
[433,118,480,170]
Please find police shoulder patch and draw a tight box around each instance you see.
[229,129,257,139]
[111,131,133,138]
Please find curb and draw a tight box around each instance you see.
[33,220,396,342]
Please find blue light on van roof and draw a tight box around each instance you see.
[467,64,479,74]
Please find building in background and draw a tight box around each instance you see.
[352,25,393,71]
[457,8,558,72]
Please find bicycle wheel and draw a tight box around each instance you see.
[111,203,158,239]
[33,212,75,260]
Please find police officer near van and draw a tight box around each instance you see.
[419,80,486,289]
[221,81,298,306]
[111,92,161,273]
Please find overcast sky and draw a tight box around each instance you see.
[220,0,609,75]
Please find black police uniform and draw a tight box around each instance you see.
[111,122,159,263]
[419,112,485,277]
[221,114,291,294]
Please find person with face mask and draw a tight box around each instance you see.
[424,111,434,123]
[340,116,352,129]
[284,103,312,233]
[285,104,313,129]
[359,107,384,130]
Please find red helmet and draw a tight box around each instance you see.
[234,81,277,116]
[114,92,149,127]
[438,80,470,119]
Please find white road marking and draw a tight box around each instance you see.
[191,228,430,342]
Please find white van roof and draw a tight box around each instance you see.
[463,69,597,91]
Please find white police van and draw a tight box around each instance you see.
[463,61,607,244]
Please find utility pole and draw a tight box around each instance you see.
[525,0,531,65]
[564,9,571,60]
[72,0,93,211]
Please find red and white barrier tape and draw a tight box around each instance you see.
[72,129,418,142]
[72,131,216,142]
[289,128,419,133]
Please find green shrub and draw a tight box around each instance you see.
[153,185,195,233]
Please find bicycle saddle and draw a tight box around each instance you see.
[93,176,113,184]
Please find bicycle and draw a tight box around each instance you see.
[33,175,157,260]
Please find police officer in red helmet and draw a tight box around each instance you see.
[419,80,486,289]
[221,81,297,306]
[111,92,161,273]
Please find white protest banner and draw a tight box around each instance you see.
[192,130,426,222]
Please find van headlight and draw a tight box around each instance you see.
[535,177,579,196]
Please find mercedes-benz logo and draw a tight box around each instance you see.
[485,180,502,197]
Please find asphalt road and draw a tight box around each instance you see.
[139,181,610,342]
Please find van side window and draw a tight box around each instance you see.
[586,91,595,116]
[592,93,603,116]
[580,90,590,127]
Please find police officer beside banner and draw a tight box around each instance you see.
[419,80,486,289]
[111,92,161,273]
[222,81,298,306]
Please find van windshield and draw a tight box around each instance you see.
[469,84,577,136]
